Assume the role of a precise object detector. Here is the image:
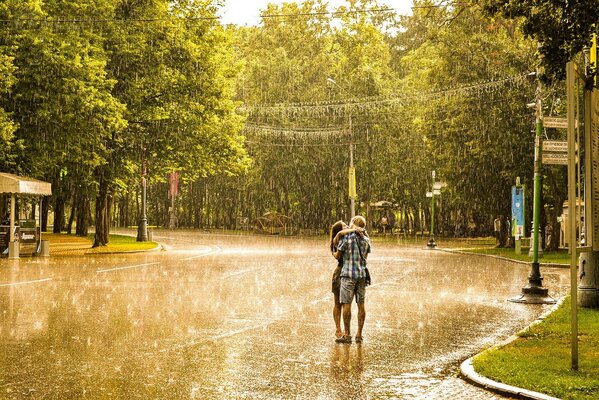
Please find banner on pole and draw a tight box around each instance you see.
[512,185,525,237]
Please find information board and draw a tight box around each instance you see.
[512,185,525,237]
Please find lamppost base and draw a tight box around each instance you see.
[426,238,437,249]
[137,218,148,242]
[509,286,556,304]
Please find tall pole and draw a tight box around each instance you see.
[510,75,554,304]
[137,160,148,242]
[530,81,544,282]
[566,62,578,370]
[427,170,437,248]
[349,114,355,219]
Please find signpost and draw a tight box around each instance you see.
[542,152,569,165]
[542,140,568,152]
[543,116,568,129]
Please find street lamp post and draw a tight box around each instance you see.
[137,159,149,242]
[426,170,439,249]
[328,77,356,219]
[510,74,554,304]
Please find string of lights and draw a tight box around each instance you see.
[239,74,531,119]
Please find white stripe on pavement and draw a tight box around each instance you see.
[96,262,161,273]
[0,278,53,287]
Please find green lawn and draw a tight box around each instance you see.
[86,234,159,254]
[473,297,599,400]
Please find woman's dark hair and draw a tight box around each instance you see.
[330,220,345,253]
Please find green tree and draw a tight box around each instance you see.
[482,0,599,81]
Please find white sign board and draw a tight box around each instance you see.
[544,116,568,129]
[543,140,568,153]
[426,192,433,198]
[542,152,569,165]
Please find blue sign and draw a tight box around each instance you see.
[511,185,525,237]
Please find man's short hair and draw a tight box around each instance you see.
[351,215,366,228]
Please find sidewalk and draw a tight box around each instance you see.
[43,233,92,256]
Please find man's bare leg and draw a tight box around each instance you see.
[355,303,366,342]
[342,303,352,337]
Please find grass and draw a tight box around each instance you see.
[472,297,599,400]
[41,232,158,255]
[85,233,158,254]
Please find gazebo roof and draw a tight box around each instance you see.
[0,173,52,196]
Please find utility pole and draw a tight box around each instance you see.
[328,77,357,220]
[349,114,356,219]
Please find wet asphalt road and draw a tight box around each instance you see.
[0,231,570,399]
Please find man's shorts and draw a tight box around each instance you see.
[340,277,366,304]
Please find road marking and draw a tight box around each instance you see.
[182,245,222,261]
[0,278,53,287]
[96,262,161,274]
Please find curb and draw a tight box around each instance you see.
[437,248,569,268]
[84,243,163,255]
[460,297,567,400]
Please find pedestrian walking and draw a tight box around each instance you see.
[333,215,371,344]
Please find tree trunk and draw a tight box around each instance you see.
[53,195,65,234]
[93,176,110,247]
[67,194,76,235]
[41,196,49,232]
[76,192,89,237]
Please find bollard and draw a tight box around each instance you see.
[578,251,599,308]
[148,228,153,241]
[40,240,50,257]
[8,242,19,259]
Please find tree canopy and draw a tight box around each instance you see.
[0,0,575,242]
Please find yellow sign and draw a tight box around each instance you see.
[348,167,357,199]
[593,33,597,86]
[592,33,597,67]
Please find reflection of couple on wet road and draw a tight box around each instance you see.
[329,215,371,344]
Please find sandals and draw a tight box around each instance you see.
[354,336,363,343]
[335,335,352,344]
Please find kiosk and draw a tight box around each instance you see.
[0,173,52,258]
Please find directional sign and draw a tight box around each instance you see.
[542,152,569,165]
[544,116,568,129]
[433,189,441,195]
[543,140,568,153]
[426,192,433,198]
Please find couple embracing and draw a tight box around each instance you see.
[329,215,371,344]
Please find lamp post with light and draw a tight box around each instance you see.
[426,170,442,249]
